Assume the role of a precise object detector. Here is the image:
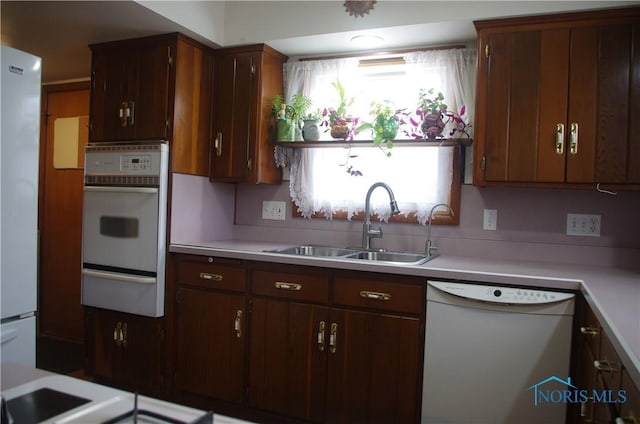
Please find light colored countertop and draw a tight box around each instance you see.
[171,240,640,387]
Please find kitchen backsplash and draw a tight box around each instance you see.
[171,174,640,268]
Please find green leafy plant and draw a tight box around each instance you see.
[356,100,403,155]
[272,93,313,122]
[418,88,447,115]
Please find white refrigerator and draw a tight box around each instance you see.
[0,45,41,367]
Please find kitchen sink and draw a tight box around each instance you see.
[266,245,434,265]
[267,245,360,257]
[344,250,433,265]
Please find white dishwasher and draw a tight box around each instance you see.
[422,280,575,424]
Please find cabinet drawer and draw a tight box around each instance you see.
[579,302,601,358]
[178,260,246,292]
[595,329,622,391]
[333,276,423,315]
[252,270,329,303]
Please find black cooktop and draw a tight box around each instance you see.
[4,387,91,423]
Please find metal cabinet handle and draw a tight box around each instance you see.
[570,123,578,155]
[120,101,128,127]
[200,272,223,281]
[556,123,565,155]
[114,322,121,346]
[234,310,243,338]
[121,322,127,348]
[128,100,135,126]
[580,326,599,336]
[214,132,223,157]
[360,290,391,301]
[594,359,619,373]
[318,321,326,351]
[581,396,594,422]
[616,414,640,424]
[274,281,302,291]
[329,323,338,354]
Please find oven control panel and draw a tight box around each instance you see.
[121,154,152,171]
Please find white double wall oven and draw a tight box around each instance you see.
[81,144,169,317]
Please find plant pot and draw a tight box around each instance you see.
[277,119,296,142]
[302,119,321,141]
[330,121,351,140]
[421,113,445,139]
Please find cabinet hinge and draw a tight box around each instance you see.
[160,328,165,342]
[247,158,252,170]
[166,118,170,128]
[485,44,490,58]
[481,156,487,172]
[250,63,256,75]
[168,46,173,65]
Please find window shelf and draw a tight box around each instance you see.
[274,138,472,148]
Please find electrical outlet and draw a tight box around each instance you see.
[483,209,497,231]
[566,213,601,237]
[262,201,286,221]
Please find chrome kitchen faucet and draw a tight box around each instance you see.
[426,203,454,256]
[361,182,400,250]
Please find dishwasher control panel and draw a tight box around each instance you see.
[427,280,574,304]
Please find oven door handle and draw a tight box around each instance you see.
[83,186,158,194]
[82,268,156,285]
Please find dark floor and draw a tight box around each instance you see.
[36,336,84,375]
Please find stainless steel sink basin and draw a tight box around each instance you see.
[267,245,360,257]
[267,244,434,265]
[344,250,433,265]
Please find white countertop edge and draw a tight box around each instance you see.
[170,241,640,387]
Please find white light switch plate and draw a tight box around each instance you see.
[566,213,601,236]
[483,209,497,231]
[262,201,286,221]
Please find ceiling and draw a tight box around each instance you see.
[2,1,637,84]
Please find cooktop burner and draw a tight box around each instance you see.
[4,387,91,423]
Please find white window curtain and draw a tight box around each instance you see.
[284,48,476,224]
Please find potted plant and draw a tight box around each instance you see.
[301,108,323,141]
[323,79,357,140]
[272,93,312,142]
[356,100,403,155]
[417,88,448,139]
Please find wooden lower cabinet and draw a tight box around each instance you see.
[326,308,421,424]
[248,298,329,421]
[173,256,247,404]
[174,287,245,402]
[85,307,163,394]
[247,266,424,423]
[572,295,640,423]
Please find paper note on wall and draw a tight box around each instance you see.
[53,116,88,169]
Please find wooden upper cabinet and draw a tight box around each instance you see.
[474,7,640,188]
[89,33,214,176]
[210,44,287,184]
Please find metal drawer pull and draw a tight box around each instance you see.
[234,310,243,338]
[318,321,326,351]
[594,359,619,373]
[274,281,302,291]
[580,396,594,422]
[556,123,565,155]
[329,323,338,354]
[580,326,599,336]
[200,272,223,281]
[569,123,578,155]
[214,132,223,157]
[360,290,391,301]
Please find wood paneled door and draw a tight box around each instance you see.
[39,82,89,341]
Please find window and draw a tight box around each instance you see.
[283,48,476,224]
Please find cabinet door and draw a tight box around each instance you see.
[89,43,170,142]
[326,308,422,424]
[248,298,329,422]
[211,53,254,181]
[479,29,570,183]
[85,308,163,393]
[174,287,245,403]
